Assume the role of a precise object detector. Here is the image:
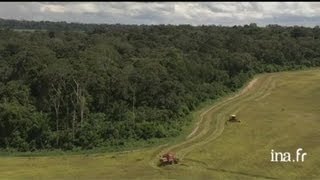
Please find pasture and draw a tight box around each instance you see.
[1,69,320,179]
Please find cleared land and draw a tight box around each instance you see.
[1,69,320,179]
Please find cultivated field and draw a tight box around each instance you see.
[1,69,320,179]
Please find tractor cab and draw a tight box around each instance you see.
[159,152,179,166]
[229,114,240,122]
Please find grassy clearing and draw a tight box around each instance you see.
[1,69,320,179]
[183,69,320,179]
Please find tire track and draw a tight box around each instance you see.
[177,75,276,158]
[149,74,279,179]
[149,76,269,164]
[148,78,260,169]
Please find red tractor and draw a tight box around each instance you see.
[159,152,179,166]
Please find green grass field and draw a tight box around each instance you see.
[1,69,320,179]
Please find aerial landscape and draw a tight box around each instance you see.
[0,2,320,179]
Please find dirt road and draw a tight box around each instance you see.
[149,74,277,169]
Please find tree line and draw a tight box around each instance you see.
[0,19,320,151]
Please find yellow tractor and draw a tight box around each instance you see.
[228,114,240,122]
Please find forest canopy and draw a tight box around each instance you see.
[0,19,320,151]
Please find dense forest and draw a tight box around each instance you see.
[0,19,320,152]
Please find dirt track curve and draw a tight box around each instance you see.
[148,74,279,179]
